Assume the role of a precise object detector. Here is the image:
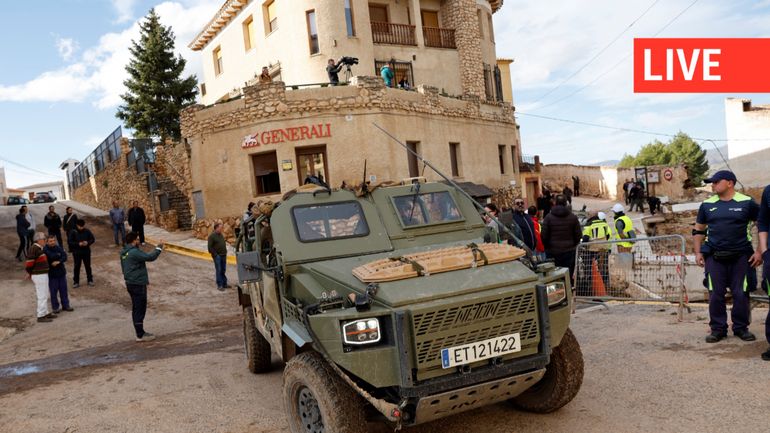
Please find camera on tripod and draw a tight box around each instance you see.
[340,56,359,66]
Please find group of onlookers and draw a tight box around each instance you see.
[19,202,147,325]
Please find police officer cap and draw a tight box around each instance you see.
[598,212,606,220]
[703,170,737,184]
[612,203,624,213]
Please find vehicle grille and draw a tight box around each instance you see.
[411,291,540,371]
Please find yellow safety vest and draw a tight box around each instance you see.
[614,215,634,248]
[583,220,612,250]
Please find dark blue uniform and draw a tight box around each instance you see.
[757,185,770,347]
[697,192,760,335]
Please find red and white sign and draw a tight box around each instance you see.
[242,123,332,149]
[663,169,673,181]
[634,38,770,93]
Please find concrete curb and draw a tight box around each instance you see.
[145,236,237,265]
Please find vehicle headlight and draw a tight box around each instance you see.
[545,282,567,306]
[342,318,381,345]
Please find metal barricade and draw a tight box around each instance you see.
[574,235,687,315]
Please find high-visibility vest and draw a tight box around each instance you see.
[614,215,635,247]
[583,220,612,250]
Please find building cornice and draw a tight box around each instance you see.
[489,0,503,13]
[189,0,250,51]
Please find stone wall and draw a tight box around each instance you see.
[70,137,193,232]
[181,78,514,138]
[441,0,485,99]
[542,163,693,202]
[72,138,157,223]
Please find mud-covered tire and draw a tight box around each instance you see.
[243,306,271,374]
[283,352,366,433]
[511,328,583,413]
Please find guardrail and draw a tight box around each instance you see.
[423,27,456,49]
[573,235,688,319]
[371,21,416,46]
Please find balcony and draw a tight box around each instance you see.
[423,27,456,49]
[371,21,416,46]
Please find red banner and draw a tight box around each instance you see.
[634,38,770,93]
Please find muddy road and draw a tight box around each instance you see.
[1,218,770,432]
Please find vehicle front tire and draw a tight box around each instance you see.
[510,328,583,413]
[243,306,271,374]
[283,352,366,433]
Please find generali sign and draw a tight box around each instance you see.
[242,123,332,149]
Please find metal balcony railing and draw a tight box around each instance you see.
[423,27,456,49]
[371,21,416,46]
[520,154,536,165]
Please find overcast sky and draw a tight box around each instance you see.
[1,0,769,188]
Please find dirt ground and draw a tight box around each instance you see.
[1,217,770,433]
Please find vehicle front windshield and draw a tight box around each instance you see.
[292,202,369,242]
[393,191,463,227]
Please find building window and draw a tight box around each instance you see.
[252,152,281,195]
[200,83,206,96]
[449,142,461,177]
[213,46,223,76]
[296,145,329,186]
[477,9,484,39]
[498,145,506,174]
[487,13,494,42]
[345,0,355,36]
[243,15,256,51]
[306,10,319,55]
[510,145,518,172]
[369,4,388,23]
[374,59,413,88]
[264,0,278,34]
[407,141,420,178]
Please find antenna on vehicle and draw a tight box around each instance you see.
[372,123,537,263]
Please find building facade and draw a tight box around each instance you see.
[725,97,770,159]
[191,0,505,104]
[184,0,522,221]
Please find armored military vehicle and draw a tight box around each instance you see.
[235,180,583,432]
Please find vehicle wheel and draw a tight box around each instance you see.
[243,306,271,374]
[511,328,584,413]
[283,352,366,433]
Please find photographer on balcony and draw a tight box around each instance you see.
[326,58,343,86]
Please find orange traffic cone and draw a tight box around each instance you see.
[592,260,607,296]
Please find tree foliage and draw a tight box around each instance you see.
[617,132,709,185]
[116,9,197,141]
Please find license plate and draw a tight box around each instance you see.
[441,333,521,369]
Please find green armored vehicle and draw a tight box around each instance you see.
[235,181,583,432]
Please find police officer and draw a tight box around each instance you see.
[611,203,635,253]
[693,170,763,343]
[757,182,770,360]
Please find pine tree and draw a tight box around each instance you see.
[668,132,709,185]
[116,9,197,141]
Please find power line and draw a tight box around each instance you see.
[517,111,770,142]
[0,156,62,179]
[533,0,701,110]
[530,0,660,105]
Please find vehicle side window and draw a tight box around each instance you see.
[292,202,369,242]
[393,192,463,227]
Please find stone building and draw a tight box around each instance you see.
[184,0,531,221]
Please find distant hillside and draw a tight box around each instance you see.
[705,145,729,171]
[586,159,620,167]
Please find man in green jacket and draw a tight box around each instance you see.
[120,231,164,342]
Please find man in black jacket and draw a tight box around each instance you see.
[43,205,63,246]
[127,201,147,245]
[512,199,536,250]
[541,195,582,283]
[68,219,95,288]
[15,206,31,261]
[62,207,78,243]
